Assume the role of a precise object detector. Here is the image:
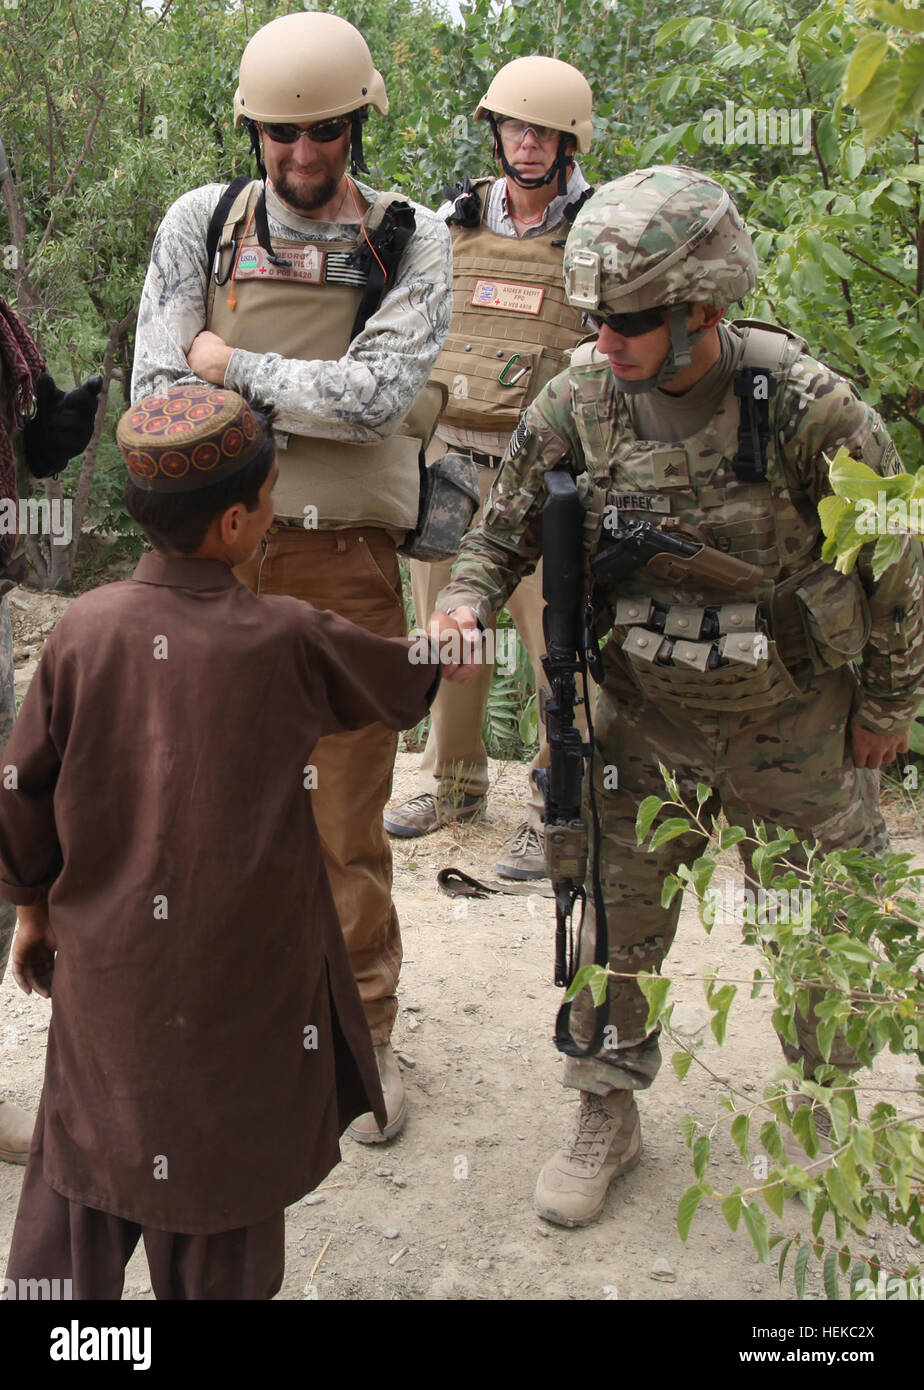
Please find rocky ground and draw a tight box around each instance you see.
[1,582,921,1302]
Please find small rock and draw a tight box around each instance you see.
[302,1194,325,1206]
[751,1283,762,1292]
[908,1236,920,1249]
[742,1082,756,1092]
[374,1167,393,1177]
[476,1258,492,1271]
[382,1228,400,1240]
[297,1247,307,1257]
[405,1003,422,1012]
[392,1177,407,1189]
[536,1227,550,1238]
[650,1257,676,1282]
[472,1073,483,1085]
[406,1015,420,1032]
[395,1051,417,1068]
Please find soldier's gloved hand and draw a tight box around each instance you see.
[22,371,103,479]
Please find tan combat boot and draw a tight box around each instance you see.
[0,1096,35,1165]
[347,1043,407,1144]
[534,1090,642,1227]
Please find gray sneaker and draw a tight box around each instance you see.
[384,791,486,839]
[495,821,547,880]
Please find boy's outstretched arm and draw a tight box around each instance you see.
[299,608,449,738]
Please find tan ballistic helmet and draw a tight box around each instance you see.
[234,12,388,128]
[475,56,593,153]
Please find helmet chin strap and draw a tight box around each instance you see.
[349,107,370,175]
[488,117,572,197]
[611,305,707,395]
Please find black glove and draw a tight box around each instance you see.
[22,371,103,479]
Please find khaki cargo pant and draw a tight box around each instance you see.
[236,526,405,1046]
[564,663,888,1095]
[411,459,587,825]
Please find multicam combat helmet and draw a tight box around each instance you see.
[475,55,593,196]
[564,166,759,391]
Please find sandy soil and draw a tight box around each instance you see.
[1,586,921,1302]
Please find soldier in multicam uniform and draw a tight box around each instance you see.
[132,12,452,1146]
[431,166,924,1228]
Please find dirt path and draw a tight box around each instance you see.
[1,588,921,1301]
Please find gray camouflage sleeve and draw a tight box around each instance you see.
[132,186,453,444]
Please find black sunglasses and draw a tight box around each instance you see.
[587,306,669,337]
[260,117,352,145]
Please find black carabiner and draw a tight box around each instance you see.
[213,237,237,286]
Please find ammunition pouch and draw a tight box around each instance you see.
[771,563,870,677]
[399,450,480,563]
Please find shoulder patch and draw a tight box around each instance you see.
[507,415,532,460]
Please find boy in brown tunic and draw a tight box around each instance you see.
[0,387,440,1299]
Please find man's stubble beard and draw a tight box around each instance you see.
[275,169,343,214]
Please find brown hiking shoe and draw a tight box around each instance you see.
[384,791,486,839]
[0,1096,35,1165]
[495,821,547,881]
[534,1090,642,1227]
[347,1044,408,1144]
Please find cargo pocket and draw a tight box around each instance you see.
[795,566,870,674]
[432,337,568,433]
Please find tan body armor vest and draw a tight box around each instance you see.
[431,179,588,435]
[578,324,871,711]
[208,180,442,528]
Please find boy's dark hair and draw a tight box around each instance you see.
[124,404,275,554]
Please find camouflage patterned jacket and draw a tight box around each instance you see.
[132,180,452,443]
[437,324,924,734]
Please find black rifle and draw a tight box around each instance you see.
[534,469,610,1057]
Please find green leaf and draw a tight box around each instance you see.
[679,1115,698,1147]
[649,817,695,850]
[872,1,924,34]
[872,532,909,579]
[661,873,684,908]
[795,1243,811,1299]
[655,15,693,45]
[818,494,849,537]
[760,1120,786,1163]
[844,32,890,103]
[896,39,924,117]
[638,973,671,1029]
[764,1182,786,1220]
[743,1201,771,1262]
[722,1190,743,1232]
[777,1236,795,1286]
[691,1134,711,1178]
[855,58,904,142]
[671,1048,694,1081]
[677,1183,705,1241]
[635,795,664,845]
[825,1167,867,1231]
[563,963,609,1004]
[693,1134,711,1180]
[852,1125,876,1170]
[843,143,867,179]
[791,1100,819,1158]
[731,1112,750,1160]
[824,1249,840,1300]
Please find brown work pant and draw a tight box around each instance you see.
[237,525,405,1044]
[411,462,586,824]
[4,1107,284,1300]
